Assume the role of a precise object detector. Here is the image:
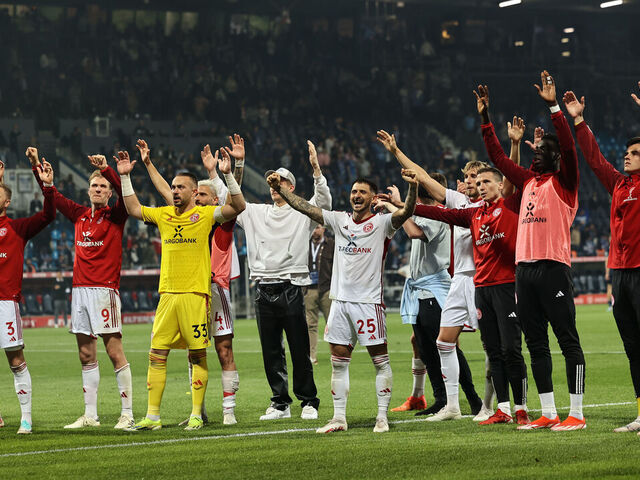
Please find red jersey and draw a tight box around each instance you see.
[34,166,128,289]
[0,186,56,301]
[481,111,579,265]
[575,121,640,269]
[414,194,520,287]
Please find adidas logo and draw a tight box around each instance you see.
[83,387,86,393]
[379,388,391,394]
[218,325,224,331]
[16,389,28,395]
[331,390,336,396]
[369,334,376,340]
[508,312,517,318]
[9,337,15,342]
[555,291,564,298]
[121,392,128,398]
[192,379,204,389]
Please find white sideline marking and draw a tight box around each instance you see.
[24,349,627,355]
[0,401,633,459]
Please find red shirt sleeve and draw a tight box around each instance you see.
[504,190,522,213]
[551,111,579,204]
[31,167,85,222]
[481,123,535,189]
[414,204,473,228]
[101,166,128,224]
[10,186,56,240]
[574,120,623,195]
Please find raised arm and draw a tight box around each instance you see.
[224,133,245,187]
[137,139,172,205]
[474,85,534,189]
[217,147,246,221]
[563,91,622,194]
[307,140,332,209]
[13,160,57,239]
[27,147,85,221]
[534,70,579,192]
[414,203,473,229]
[88,155,128,223]
[376,129,446,203]
[504,116,525,197]
[267,172,324,224]
[391,169,418,229]
[115,151,143,220]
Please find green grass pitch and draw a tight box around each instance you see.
[0,305,638,479]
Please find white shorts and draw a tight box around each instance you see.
[440,272,478,331]
[210,283,233,337]
[70,287,122,337]
[0,300,24,350]
[324,300,386,347]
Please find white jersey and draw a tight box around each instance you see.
[322,210,396,304]
[445,189,483,275]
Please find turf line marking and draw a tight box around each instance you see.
[0,401,633,459]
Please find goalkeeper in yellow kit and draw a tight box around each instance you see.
[115,147,245,431]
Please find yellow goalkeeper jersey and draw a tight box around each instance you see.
[141,205,221,295]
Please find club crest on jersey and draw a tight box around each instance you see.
[190,213,200,223]
[623,186,637,202]
[493,208,502,217]
[363,222,373,233]
[0,227,6,237]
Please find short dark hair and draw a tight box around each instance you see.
[477,167,503,182]
[626,137,640,148]
[174,170,199,188]
[0,184,11,200]
[352,178,378,194]
[541,133,560,151]
[418,172,446,200]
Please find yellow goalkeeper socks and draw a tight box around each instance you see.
[189,350,208,418]
[146,352,168,419]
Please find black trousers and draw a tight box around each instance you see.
[412,298,480,404]
[476,283,527,405]
[516,261,585,395]
[611,268,640,398]
[255,282,319,410]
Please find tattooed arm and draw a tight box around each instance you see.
[266,173,325,224]
[391,169,418,229]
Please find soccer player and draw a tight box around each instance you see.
[0,154,55,434]
[27,148,135,430]
[475,71,586,431]
[563,88,640,432]
[267,168,418,433]
[116,148,245,431]
[382,176,452,416]
[238,141,328,421]
[138,137,243,426]
[376,130,486,421]
[410,167,530,425]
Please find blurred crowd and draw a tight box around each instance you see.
[1,5,634,273]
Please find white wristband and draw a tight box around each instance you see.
[549,104,561,114]
[223,173,241,195]
[43,182,53,188]
[234,159,244,169]
[120,174,134,196]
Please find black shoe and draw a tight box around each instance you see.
[469,397,483,416]
[415,401,445,416]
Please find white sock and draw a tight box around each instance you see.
[436,340,459,410]
[331,355,350,421]
[12,362,32,425]
[411,357,426,398]
[539,392,557,419]
[497,401,511,417]
[221,370,239,414]
[514,404,526,412]
[372,354,392,420]
[115,363,133,417]
[569,393,584,420]
[82,362,100,420]
[482,354,495,410]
